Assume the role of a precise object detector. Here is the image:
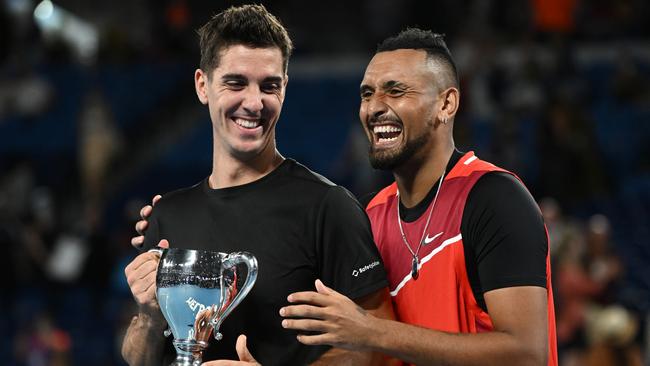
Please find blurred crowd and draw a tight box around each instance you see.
[1,0,649,365]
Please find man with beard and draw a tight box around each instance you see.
[280,29,558,365]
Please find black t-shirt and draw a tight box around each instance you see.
[365,149,548,311]
[143,159,388,365]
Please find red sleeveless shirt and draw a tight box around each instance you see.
[366,151,558,365]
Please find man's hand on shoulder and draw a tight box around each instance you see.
[131,194,162,249]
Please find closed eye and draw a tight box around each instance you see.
[261,82,282,93]
[360,85,374,100]
[386,88,405,96]
[224,80,246,90]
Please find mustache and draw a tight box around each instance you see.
[368,114,401,125]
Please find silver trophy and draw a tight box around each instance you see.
[153,248,258,366]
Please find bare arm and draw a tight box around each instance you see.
[283,283,548,366]
[122,313,168,366]
[121,240,170,366]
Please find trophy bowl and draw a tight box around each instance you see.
[154,248,258,366]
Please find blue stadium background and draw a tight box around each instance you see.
[1,0,649,365]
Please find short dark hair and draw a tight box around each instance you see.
[377,28,459,89]
[198,4,293,75]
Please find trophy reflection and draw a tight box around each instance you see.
[154,248,258,366]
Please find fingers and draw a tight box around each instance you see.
[286,291,333,306]
[135,217,149,236]
[235,334,246,351]
[139,195,161,220]
[199,335,259,365]
[131,195,161,247]
[152,194,162,206]
[130,269,158,305]
[140,271,158,298]
[202,361,253,365]
[235,334,258,363]
[140,205,153,220]
[296,333,335,347]
[125,251,160,275]
[315,279,336,295]
[125,252,161,305]
[281,318,328,333]
[280,303,329,320]
[131,235,144,249]
[126,261,158,291]
[286,280,341,305]
[136,199,155,235]
[131,236,168,252]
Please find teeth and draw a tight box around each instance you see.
[234,118,261,129]
[373,125,401,134]
[378,137,399,143]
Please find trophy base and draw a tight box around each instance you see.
[169,339,209,366]
[170,356,202,366]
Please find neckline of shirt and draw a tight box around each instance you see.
[201,158,293,197]
[399,149,463,223]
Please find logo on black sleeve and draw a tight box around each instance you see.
[352,261,380,277]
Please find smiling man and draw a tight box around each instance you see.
[281,29,558,366]
[121,5,393,366]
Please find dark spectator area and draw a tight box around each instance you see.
[1,0,649,365]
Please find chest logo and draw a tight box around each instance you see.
[423,231,444,245]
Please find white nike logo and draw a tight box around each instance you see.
[423,232,444,245]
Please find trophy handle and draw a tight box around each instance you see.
[212,251,258,340]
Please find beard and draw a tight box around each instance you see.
[368,132,430,171]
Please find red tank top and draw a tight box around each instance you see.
[366,151,558,365]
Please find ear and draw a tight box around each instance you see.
[438,87,460,124]
[195,68,209,105]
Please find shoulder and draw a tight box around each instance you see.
[154,180,206,214]
[365,183,397,211]
[468,172,539,213]
[282,159,337,190]
[274,159,363,212]
[321,185,362,210]
[358,191,377,208]
[281,159,357,202]
[462,170,546,252]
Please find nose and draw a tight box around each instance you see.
[365,96,388,123]
[241,86,264,114]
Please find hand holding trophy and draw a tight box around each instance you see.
[152,247,258,366]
